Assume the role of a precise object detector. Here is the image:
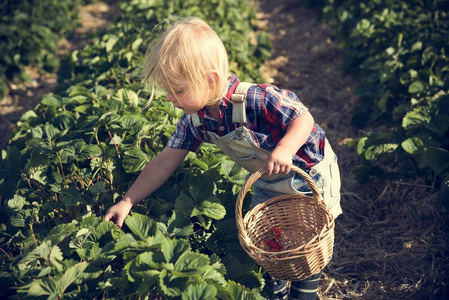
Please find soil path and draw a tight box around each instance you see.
[257,1,447,299]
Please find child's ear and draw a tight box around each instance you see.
[207,71,219,89]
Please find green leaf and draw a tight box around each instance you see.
[104,35,119,52]
[31,126,44,139]
[60,188,83,206]
[125,213,157,240]
[44,123,61,141]
[364,143,398,160]
[20,110,38,121]
[221,160,247,186]
[401,137,425,154]
[175,193,226,220]
[175,194,196,216]
[0,173,21,200]
[159,269,189,297]
[196,201,226,220]
[181,283,217,300]
[126,254,160,293]
[123,147,151,173]
[49,246,64,273]
[408,81,425,93]
[424,148,449,175]
[167,211,194,238]
[131,37,143,50]
[192,176,215,200]
[203,269,227,286]
[133,251,166,271]
[19,242,64,270]
[113,88,139,107]
[88,182,106,195]
[69,228,91,249]
[43,223,77,245]
[402,106,431,129]
[19,224,75,266]
[238,271,264,290]
[74,142,102,160]
[174,252,210,275]
[60,146,76,162]
[5,146,23,170]
[206,218,241,256]
[411,41,422,51]
[7,195,25,211]
[9,211,26,227]
[24,150,49,184]
[120,115,145,128]
[41,95,62,107]
[220,281,264,300]
[161,239,190,264]
[102,233,136,254]
[56,262,89,295]
[26,278,57,296]
[356,137,368,156]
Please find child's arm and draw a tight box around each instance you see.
[265,110,315,175]
[103,146,189,227]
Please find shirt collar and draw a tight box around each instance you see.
[224,74,240,105]
[197,74,240,118]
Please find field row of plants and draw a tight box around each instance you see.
[321,0,449,202]
[0,0,272,298]
[0,0,98,100]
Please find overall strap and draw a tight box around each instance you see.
[231,82,254,124]
[191,113,202,127]
[191,81,255,127]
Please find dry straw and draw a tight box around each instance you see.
[236,165,335,281]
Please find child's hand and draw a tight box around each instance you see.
[103,200,133,228]
[265,145,293,176]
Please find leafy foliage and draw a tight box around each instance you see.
[0,0,97,99]
[323,0,449,198]
[0,0,272,298]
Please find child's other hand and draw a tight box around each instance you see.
[265,145,293,176]
[103,200,133,228]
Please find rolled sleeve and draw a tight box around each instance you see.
[167,114,203,152]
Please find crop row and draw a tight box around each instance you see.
[0,0,271,298]
[322,0,449,202]
[0,0,98,100]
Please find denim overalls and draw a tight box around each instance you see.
[192,82,342,218]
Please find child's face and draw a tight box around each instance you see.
[166,86,203,114]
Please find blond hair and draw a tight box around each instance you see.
[143,17,229,108]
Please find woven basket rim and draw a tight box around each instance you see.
[235,165,335,258]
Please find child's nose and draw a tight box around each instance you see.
[166,92,174,102]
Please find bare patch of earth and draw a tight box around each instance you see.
[0,1,118,149]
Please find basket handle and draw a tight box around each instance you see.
[235,165,324,247]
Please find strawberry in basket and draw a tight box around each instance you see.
[263,239,282,252]
[268,226,282,239]
[262,226,283,252]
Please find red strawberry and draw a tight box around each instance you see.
[262,239,282,252]
[269,227,282,239]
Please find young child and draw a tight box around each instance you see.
[104,17,342,300]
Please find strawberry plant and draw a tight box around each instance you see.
[0,0,272,298]
[0,0,97,99]
[322,0,449,202]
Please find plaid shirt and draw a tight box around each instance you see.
[167,75,326,169]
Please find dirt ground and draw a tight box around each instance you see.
[1,1,448,299]
[256,1,448,299]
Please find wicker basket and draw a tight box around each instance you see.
[235,165,335,281]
